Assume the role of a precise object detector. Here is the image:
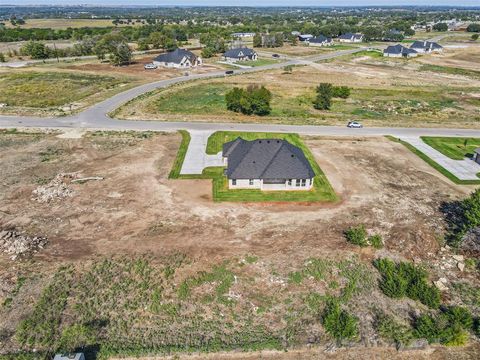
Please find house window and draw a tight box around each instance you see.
[301,179,306,187]
[232,179,237,186]
[249,179,254,186]
[295,179,300,187]
[287,179,292,186]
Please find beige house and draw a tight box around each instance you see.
[222,138,315,191]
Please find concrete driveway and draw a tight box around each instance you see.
[180,130,223,175]
[400,137,480,181]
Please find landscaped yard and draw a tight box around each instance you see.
[422,137,480,160]
[171,131,337,202]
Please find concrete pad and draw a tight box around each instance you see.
[180,130,224,175]
[401,137,480,181]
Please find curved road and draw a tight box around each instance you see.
[1,46,479,138]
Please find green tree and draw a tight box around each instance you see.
[0,52,5,62]
[331,86,351,99]
[433,23,448,32]
[467,24,480,33]
[137,38,150,51]
[313,83,333,110]
[20,41,49,59]
[110,42,132,66]
[472,34,479,41]
[225,85,272,116]
[253,33,262,47]
[225,87,244,113]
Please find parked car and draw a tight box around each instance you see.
[347,121,363,128]
[272,53,280,58]
[225,70,234,75]
[144,63,157,70]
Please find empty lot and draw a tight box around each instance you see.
[0,130,477,358]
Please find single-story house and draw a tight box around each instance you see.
[53,354,85,360]
[410,40,443,54]
[223,47,258,62]
[231,32,256,38]
[222,138,315,191]
[473,148,480,165]
[307,35,333,47]
[153,48,202,68]
[383,44,418,58]
[298,34,314,42]
[337,33,364,43]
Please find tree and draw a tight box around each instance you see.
[467,24,480,33]
[472,34,479,41]
[331,86,350,99]
[201,46,216,58]
[110,42,132,66]
[433,23,448,32]
[313,83,333,110]
[20,41,49,59]
[0,53,5,62]
[274,32,284,47]
[253,33,262,47]
[137,38,150,51]
[225,85,272,116]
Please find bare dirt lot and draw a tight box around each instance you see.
[0,131,478,359]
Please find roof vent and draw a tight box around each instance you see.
[277,140,280,143]
[267,140,270,143]
[258,140,262,143]
[253,160,256,163]
[291,155,295,158]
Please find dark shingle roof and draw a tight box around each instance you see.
[223,47,256,59]
[153,48,197,64]
[384,44,417,55]
[339,33,363,40]
[223,138,315,180]
[410,40,443,50]
[309,35,332,43]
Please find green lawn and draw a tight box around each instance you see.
[0,72,129,108]
[421,137,480,160]
[171,131,337,202]
[420,64,480,80]
[168,130,191,179]
[386,136,480,185]
[247,58,282,67]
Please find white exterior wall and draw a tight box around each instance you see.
[383,52,402,58]
[308,41,333,47]
[228,178,314,191]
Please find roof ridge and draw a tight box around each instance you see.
[259,140,288,178]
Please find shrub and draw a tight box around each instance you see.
[376,314,414,346]
[344,225,368,247]
[225,85,272,116]
[368,234,383,249]
[322,299,358,342]
[472,34,479,41]
[373,258,440,308]
[313,83,333,110]
[331,86,351,99]
[446,189,480,247]
[0,53,5,62]
[414,310,471,346]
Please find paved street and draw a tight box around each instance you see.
[0,44,479,182]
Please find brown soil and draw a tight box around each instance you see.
[0,133,471,269]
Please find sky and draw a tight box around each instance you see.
[2,1,480,6]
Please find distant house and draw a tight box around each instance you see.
[383,44,418,58]
[223,47,258,62]
[338,33,364,43]
[222,138,315,191]
[410,41,443,54]
[307,35,333,47]
[53,354,85,360]
[231,32,256,38]
[474,149,480,165]
[152,48,202,68]
[298,34,314,42]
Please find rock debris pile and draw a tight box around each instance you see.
[0,229,48,260]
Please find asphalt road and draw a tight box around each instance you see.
[1,44,479,138]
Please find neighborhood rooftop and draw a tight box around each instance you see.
[223,47,256,58]
[153,48,197,64]
[223,138,315,180]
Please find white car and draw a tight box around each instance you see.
[144,63,157,70]
[347,121,363,128]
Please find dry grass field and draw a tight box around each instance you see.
[114,44,480,128]
[4,18,129,29]
[0,130,478,359]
